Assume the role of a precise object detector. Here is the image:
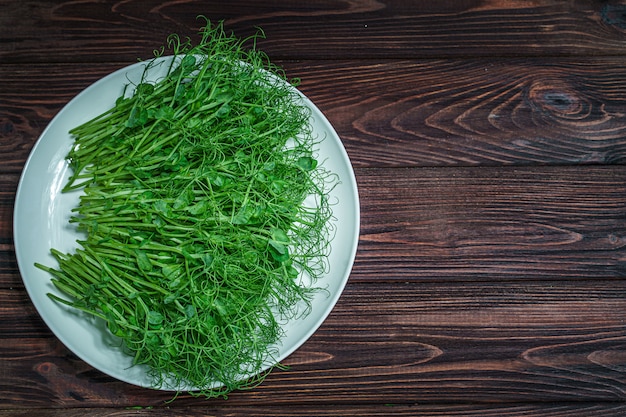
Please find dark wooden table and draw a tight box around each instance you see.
[3,1,626,415]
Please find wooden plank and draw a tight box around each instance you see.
[3,1,626,63]
[5,165,626,290]
[1,281,626,406]
[286,58,626,167]
[356,165,626,281]
[3,0,626,415]
[2,403,626,417]
[4,58,626,170]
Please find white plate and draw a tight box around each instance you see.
[13,56,359,391]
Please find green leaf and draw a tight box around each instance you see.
[185,304,196,319]
[135,249,153,272]
[269,240,287,255]
[186,199,209,215]
[268,228,290,262]
[153,200,173,218]
[287,265,299,278]
[271,228,289,244]
[269,245,290,263]
[162,264,181,280]
[156,105,175,120]
[107,318,124,337]
[201,253,214,266]
[210,174,224,188]
[215,103,231,117]
[147,311,164,328]
[232,204,254,225]
[213,299,228,318]
[296,156,317,171]
[173,188,194,209]
[136,82,155,96]
[126,107,149,128]
[180,54,196,69]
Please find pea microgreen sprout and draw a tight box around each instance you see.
[35,19,337,399]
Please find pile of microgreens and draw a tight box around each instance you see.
[36,19,336,398]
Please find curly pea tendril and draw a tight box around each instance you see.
[36,17,338,399]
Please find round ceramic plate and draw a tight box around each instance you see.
[13,56,360,390]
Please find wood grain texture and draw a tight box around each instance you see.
[4,0,626,63]
[287,58,626,167]
[3,0,626,414]
[2,404,626,417]
[2,281,626,407]
[357,165,626,281]
[4,58,626,171]
[5,165,626,290]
